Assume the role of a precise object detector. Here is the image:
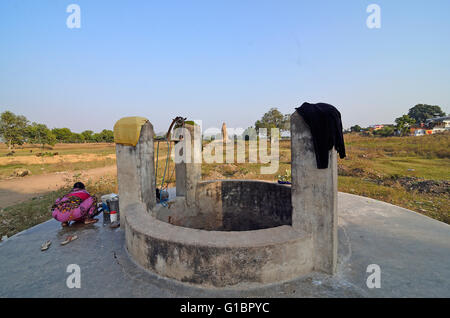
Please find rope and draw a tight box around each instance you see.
[159,141,174,207]
[155,116,186,207]
[155,140,160,188]
[164,152,176,190]
[160,139,170,190]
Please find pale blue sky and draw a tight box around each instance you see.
[1,0,449,133]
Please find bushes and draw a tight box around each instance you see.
[53,128,114,143]
[373,126,395,137]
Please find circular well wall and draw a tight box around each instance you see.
[154,180,292,231]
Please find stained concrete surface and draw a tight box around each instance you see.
[0,190,449,297]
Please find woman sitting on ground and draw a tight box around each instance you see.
[52,182,99,227]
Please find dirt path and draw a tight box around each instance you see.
[0,166,117,209]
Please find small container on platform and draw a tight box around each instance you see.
[108,197,120,223]
[101,193,118,224]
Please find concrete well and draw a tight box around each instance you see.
[114,113,337,288]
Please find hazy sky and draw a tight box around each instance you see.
[1,0,449,133]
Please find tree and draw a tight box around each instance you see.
[255,108,290,136]
[52,128,73,143]
[374,126,395,137]
[68,132,85,143]
[97,129,114,143]
[26,122,56,148]
[81,130,94,142]
[0,111,29,150]
[395,115,416,136]
[0,110,115,146]
[408,104,446,124]
[350,125,362,133]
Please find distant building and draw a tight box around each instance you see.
[425,116,450,126]
[425,116,450,134]
[369,124,385,131]
[409,116,449,136]
[411,128,438,136]
[410,128,426,136]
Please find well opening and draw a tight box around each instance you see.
[153,180,292,231]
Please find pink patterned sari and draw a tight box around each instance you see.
[51,188,98,223]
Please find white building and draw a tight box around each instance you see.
[413,129,426,136]
[426,116,450,132]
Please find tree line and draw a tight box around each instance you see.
[2,104,446,149]
[0,110,114,149]
[349,104,447,137]
[250,104,447,139]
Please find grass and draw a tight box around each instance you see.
[339,176,449,224]
[198,135,450,224]
[344,132,450,159]
[0,143,115,157]
[0,143,116,180]
[337,133,450,223]
[0,189,68,239]
[369,157,449,180]
[0,158,116,180]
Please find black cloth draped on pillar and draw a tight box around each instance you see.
[295,102,346,169]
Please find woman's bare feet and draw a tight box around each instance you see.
[62,222,69,227]
[84,218,98,225]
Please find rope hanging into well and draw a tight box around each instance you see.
[154,116,186,206]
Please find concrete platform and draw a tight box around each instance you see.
[0,191,449,297]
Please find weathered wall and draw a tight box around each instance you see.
[175,123,201,208]
[125,202,313,288]
[116,121,156,225]
[220,180,291,231]
[153,180,292,231]
[290,111,338,274]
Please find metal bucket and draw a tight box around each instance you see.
[101,194,118,224]
[108,197,120,223]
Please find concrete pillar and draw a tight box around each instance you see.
[175,123,201,207]
[290,111,338,274]
[115,121,156,222]
[222,122,228,143]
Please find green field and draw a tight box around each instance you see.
[337,133,450,223]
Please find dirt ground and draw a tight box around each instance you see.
[0,153,115,166]
[0,165,117,209]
